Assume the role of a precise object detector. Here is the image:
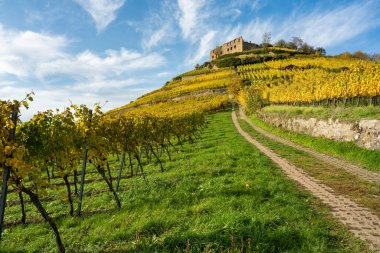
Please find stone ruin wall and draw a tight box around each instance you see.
[210,36,243,60]
[210,36,258,61]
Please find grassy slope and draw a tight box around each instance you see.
[261,105,380,121]
[0,112,367,252]
[248,114,380,172]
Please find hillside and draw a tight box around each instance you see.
[112,51,379,116]
[109,51,380,165]
[109,68,236,114]
[1,48,380,252]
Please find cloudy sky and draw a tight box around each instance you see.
[1,0,380,118]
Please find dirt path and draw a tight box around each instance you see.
[232,110,380,251]
[239,108,380,184]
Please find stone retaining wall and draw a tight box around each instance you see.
[258,114,380,150]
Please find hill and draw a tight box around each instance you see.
[1,47,380,252]
[112,50,379,116]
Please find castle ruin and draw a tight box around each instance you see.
[210,36,257,61]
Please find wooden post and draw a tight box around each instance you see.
[0,109,18,240]
[76,109,92,216]
[128,152,133,177]
[116,150,126,191]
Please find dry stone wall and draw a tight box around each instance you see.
[258,114,380,150]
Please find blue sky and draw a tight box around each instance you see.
[0,0,379,118]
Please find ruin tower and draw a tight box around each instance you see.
[210,36,257,61]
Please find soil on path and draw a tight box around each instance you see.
[232,109,380,251]
[239,108,380,184]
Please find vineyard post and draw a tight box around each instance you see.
[116,149,126,191]
[136,147,146,180]
[128,152,133,176]
[77,109,92,216]
[0,109,18,240]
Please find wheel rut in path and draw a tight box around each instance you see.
[231,110,380,251]
[239,108,380,184]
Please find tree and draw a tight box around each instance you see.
[262,32,271,45]
[315,47,326,56]
[292,37,303,50]
[243,85,268,114]
[337,51,353,59]
[353,50,370,60]
[367,54,379,61]
[262,32,272,52]
[286,41,297,50]
[371,53,380,61]
[300,43,315,54]
[275,39,287,48]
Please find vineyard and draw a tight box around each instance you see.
[112,69,236,112]
[237,57,380,109]
[0,90,227,252]
[1,53,380,252]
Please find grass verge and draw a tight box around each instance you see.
[261,105,380,122]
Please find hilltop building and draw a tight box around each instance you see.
[210,36,258,61]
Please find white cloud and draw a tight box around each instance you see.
[157,71,171,77]
[143,23,173,49]
[0,84,151,119]
[36,49,165,80]
[188,30,216,65]
[0,25,166,81]
[0,24,167,119]
[0,24,165,81]
[0,24,67,78]
[230,1,380,48]
[138,0,178,50]
[239,19,274,43]
[74,0,125,32]
[285,1,380,47]
[250,0,263,10]
[230,9,242,20]
[65,78,145,92]
[182,0,380,66]
[232,0,264,11]
[177,0,207,41]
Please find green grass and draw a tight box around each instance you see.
[249,114,380,172]
[261,105,380,121]
[0,112,368,252]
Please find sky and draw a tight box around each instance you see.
[0,0,380,119]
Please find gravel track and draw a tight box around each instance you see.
[239,108,380,184]
[232,110,380,251]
